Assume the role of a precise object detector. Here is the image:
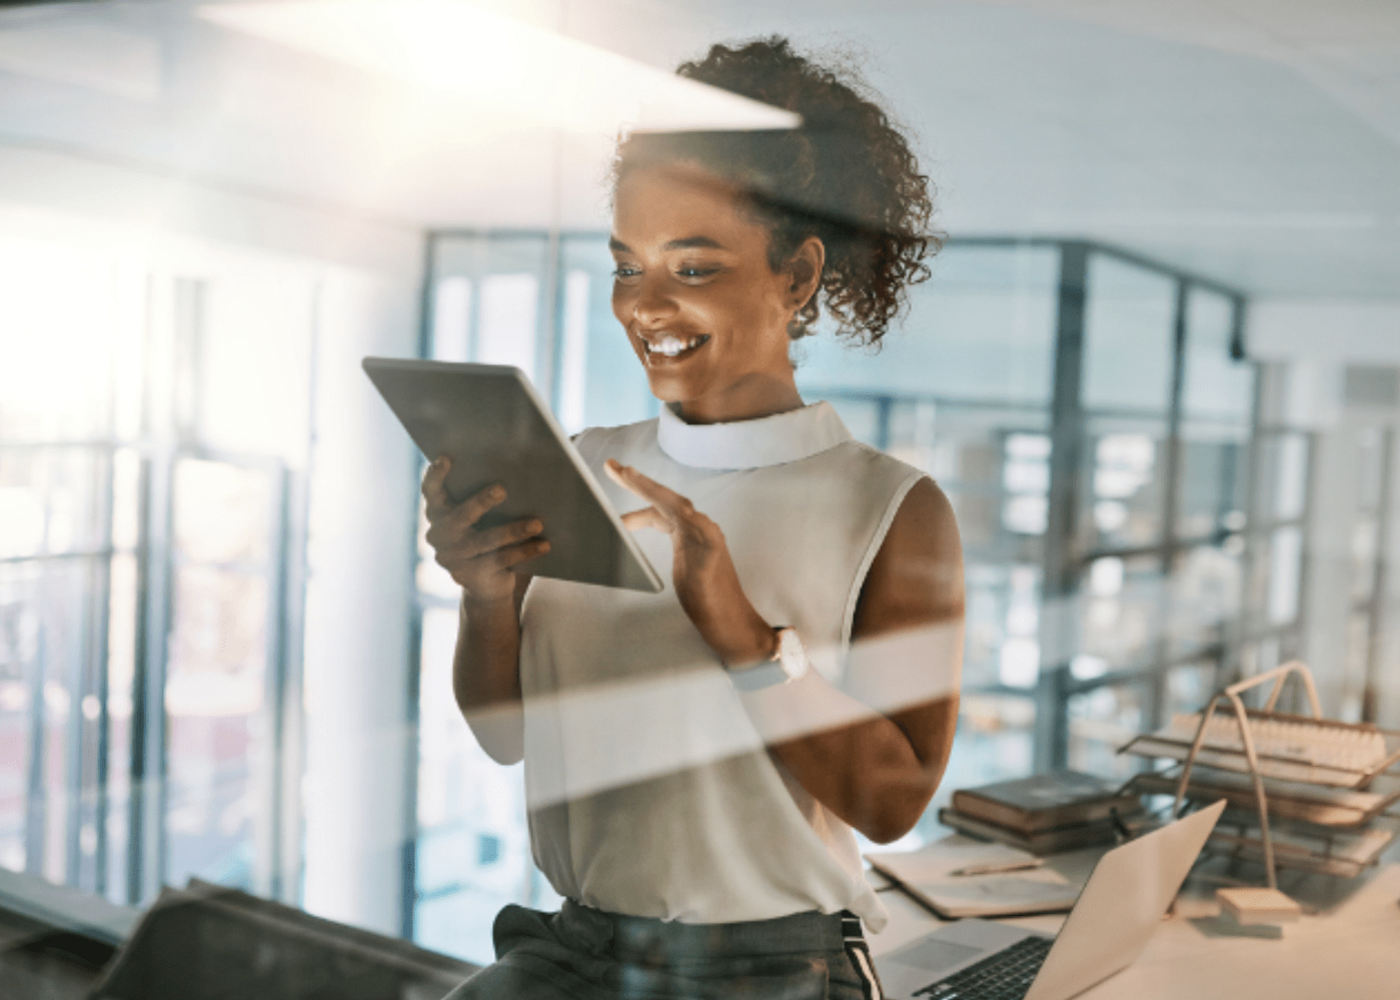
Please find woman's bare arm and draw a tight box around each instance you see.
[450,575,532,764]
[422,458,548,764]
[762,478,963,843]
[607,462,964,844]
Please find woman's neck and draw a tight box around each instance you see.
[672,374,805,425]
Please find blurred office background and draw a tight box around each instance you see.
[2,0,1400,967]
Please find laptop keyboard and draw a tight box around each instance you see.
[912,934,1053,999]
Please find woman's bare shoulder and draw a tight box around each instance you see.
[854,477,965,636]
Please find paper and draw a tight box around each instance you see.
[866,838,1079,918]
[866,840,1037,882]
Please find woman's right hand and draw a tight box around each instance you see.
[422,457,550,603]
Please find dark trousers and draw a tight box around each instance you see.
[442,899,884,1000]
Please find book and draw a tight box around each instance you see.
[951,771,1141,834]
[1201,814,1399,879]
[1120,712,1400,789]
[937,806,1129,855]
[865,839,1082,919]
[1129,766,1400,830]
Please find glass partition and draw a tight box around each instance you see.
[10,3,1398,995]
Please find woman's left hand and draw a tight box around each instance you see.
[605,459,775,667]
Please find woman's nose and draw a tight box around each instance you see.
[631,274,677,326]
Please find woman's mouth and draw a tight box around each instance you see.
[641,333,711,364]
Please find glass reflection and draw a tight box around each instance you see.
[0,3,1392,998]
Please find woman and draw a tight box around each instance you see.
[426,38,964,1000]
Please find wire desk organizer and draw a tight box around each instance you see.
[1120,661,1400,893]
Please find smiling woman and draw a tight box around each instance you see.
[425,36,963,1000]
[608,163,817,423]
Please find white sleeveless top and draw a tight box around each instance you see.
[518,401,925,931]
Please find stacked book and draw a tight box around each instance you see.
[1123,711,1400,880]
[937,771,1143,855]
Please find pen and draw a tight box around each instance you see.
[948,859,1046,877]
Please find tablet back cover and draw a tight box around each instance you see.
[364,358,662,593]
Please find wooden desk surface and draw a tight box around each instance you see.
[867,861,1400,1000]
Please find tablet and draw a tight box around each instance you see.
[363,358,664,593]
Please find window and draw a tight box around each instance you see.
[0,222,311,910]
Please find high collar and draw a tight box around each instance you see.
[655,400,853,471]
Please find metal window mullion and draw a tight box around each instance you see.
[1035,241,1089,772]
[1145,280,1190,733]
[539,203,562,408]
[1361,428,1394,722]
[551,234,583,419]
[401,585,424,942]
[125,455,150,905]
[88,269,126,897]
[64,567,87,886]
[1285,431,1321,682]
[129,269,177,905]
[90,434,121,898]
[66,443,115,893]
[128,446,174,905]
[1232,361,1270,684]
[249,461,293,900]
[873,396,894,453]
[64,554,95,890]
[275,468,311,905]
[23,618,46,876]
[419,232,439,360]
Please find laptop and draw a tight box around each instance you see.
[874,799,1225,1000]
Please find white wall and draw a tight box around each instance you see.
[1249,299,1400,427]
[1248,299,1400,723]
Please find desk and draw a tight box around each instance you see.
[867,861,1400,999]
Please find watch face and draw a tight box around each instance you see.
[776,628,808,681]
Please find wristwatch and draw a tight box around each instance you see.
[728,626,809,692]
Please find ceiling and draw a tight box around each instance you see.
[1,0,1398,298]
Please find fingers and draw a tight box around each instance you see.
[620,506,669,533]
[420,459,549,595]
[422,458,508,530]
[488,536,551,571]
[605,460,693,523]
[464,517,545,559]
[421,456,453,519]
[438,537,550,578]
[457,482,509,528]
[427,506,537,556]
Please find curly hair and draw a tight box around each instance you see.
[612,37,939,349]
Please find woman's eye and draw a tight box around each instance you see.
[611,262,718,282]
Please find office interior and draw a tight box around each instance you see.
[1,0,1399,992]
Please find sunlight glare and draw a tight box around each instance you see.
[199,1,802,135]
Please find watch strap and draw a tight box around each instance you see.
[727,660,794,692]
[727,626,807,691]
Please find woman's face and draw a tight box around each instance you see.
[610,163,811,424]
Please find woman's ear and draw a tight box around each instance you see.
[786,236,826,309]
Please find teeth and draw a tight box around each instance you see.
[645,335,705,357]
